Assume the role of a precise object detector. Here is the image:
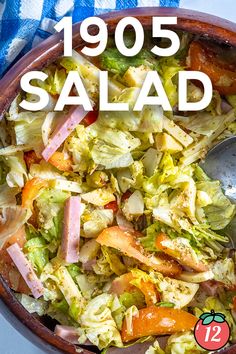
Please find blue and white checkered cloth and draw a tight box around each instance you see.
[0,0,235,77]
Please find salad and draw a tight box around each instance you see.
[0,30,236,354]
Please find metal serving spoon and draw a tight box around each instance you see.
[201,136,236,246]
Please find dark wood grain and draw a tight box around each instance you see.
[0,7,236,354]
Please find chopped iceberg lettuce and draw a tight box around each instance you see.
[82,209,114,238]
[16,293,48,316]
[0,183,18,207]
[165,331,207,354]
[197,180,235,229]
[14,113,45,152]
[119,291,145,309]
[99,48,157,75]
[157,57,184,107]
[145,340,165,354]
[24,236,49,273]
[212,258,236,287]
[4,152,27,188]
[54,266,86,322]
[98,88,163,133]
[80,293,123,349]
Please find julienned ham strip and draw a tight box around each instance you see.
[42,106,89,161]
[7,243,44,299]
[61,196,81,263]
[55,325,80,344]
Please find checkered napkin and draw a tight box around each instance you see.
[0,0,178,77]
[0,0,234,77]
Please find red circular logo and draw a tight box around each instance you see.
[194,310,230,351]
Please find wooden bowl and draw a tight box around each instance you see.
[0,7,236,354]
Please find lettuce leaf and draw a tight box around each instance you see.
[91,141,134,169]
[0,183,18,207]
[180,109,236,166]
[142,148,162,177]
[122,190,144,220]
[197,180,235,230]
[158,277,199,309]
[61,51,124,102]
[80,293,123,349]
[24,236,49,273]
[226,95,236,108]
[0,158,9,184]
[36,188,69,230]
[92,251,114,277]
[145,340,165,354]
[36,64,66,95]
[14,113,45,152]
[67,264,81,281]
[36,189,69,251]
[88,123,141,169]
[123,305,139,337]
[97,88,163,133]
[166,331,207,354]
[79,239,100,263]
[88,123,141,151]
[99,48,157,75]
[140,223,161,252]
[3,152,27,188]
[212,258,236,287]
[157,57,184,107]
[175,111,224,137]
[82,209,114,238]
[0,206,28,249]
[16,293,48,316]
[29,160,65,180]
[119,291,145,309]
[101,246,126,276]
[66,125,94,175]
[7,96,46,151]
[54,266,86,322]
[76,274,95,299]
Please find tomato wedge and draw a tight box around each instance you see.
[24,150,41,170]
[140,280,160,306]
[121,306,198,342]
[0,227,30,294]
[82,110,98,126]
[48,151,73,172]
[188,41,236,95]
[96,226,182,276]
[121,191,132,202]
[104,201,118,213]
[156,232,208,272]
[22,177,48,209]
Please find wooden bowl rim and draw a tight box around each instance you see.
[0,7,236,354]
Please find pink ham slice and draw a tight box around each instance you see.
[7,243,44,299]
[42,106,89,161]
[61,196,81,263]
[55,325,80,344]
[55,325,92,345]
[201,280,221,296]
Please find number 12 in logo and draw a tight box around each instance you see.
[194,310,230,351]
